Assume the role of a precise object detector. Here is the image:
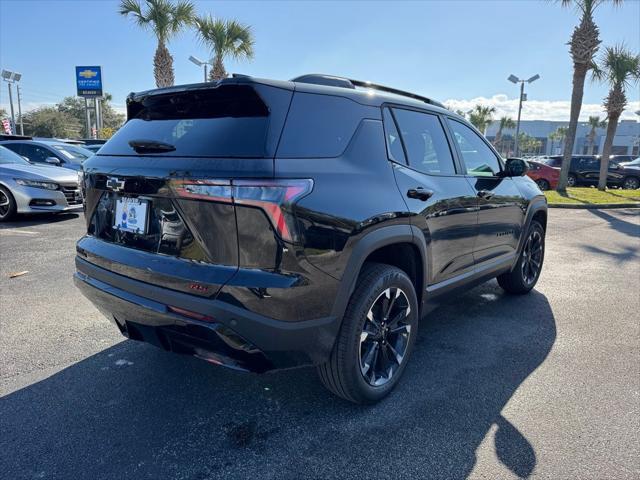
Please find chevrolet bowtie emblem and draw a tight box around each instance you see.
[106,177,126,192]
[79,69,98,79]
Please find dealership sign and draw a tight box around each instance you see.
[75,66,103,97]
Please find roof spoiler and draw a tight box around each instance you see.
[290,74,445,109]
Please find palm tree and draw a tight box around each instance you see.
[119,0,195,88]
[468,105,496,135]
[549,126,569,154]
[585,115,606,154]
[194,15,254,82]
[592,44,640,190]
[555,0,622,192]
[493,116,516,152]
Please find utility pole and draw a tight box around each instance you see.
[16,84,24,135]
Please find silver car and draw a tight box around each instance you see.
[0,145,82,221]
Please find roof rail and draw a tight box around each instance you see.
[290,74,445,109]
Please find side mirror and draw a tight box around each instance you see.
[45,157,61,166]
[504,158,528,177]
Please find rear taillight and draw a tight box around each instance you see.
[170,178,313,243]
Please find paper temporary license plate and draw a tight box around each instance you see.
[113,197,149,234]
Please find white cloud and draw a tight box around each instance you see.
[444,94,640,121]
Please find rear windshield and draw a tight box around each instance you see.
[99,85,280,158]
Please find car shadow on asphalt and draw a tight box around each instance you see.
[0,282,556,480]
[0,212,80,227]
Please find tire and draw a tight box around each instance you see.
[535,179,550,191]
[318,263,419,404]
[497,220,545,294]
[622,176,640,190]
[0,186,17,222]
[567,174,577,187]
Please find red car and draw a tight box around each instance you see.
[525,159,560,190]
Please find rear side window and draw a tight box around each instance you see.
[382,108,406,163]
[392,108,456,175]
[277,93,366,158]
[99,84,291,158]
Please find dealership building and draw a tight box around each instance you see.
[485,119,640,156]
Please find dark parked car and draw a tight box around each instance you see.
[0,138,94,171]
[540,155,637,188]
[75,74,547,403]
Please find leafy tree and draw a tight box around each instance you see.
[555,0,623,191]
[493,116,516,152]
[592,44,640,190]
[585,115,606,154]
[468,105,496,135]
[195,15,254,81]
[57,94,125,138]
[22,108,80,138]
[119,0,195,88]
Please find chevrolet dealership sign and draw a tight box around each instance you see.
[75,66,103,97]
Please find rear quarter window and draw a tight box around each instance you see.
[277,92,374,158]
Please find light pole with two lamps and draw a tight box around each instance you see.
[508,73,540,156]
[1,69,24,135]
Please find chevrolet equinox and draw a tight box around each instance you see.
[75,74,547,403]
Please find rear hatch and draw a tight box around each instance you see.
[79,80,294,298]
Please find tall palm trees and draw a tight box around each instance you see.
[585,115,606,154]
[592,44,640,190]
[468,105,496,135]
[119,0,195,88]
[556,0,622,191]
[493,116,516,153]
[194,15,254,82]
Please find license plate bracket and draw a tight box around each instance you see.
[113,197,149,234]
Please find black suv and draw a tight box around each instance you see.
[541,154,638,189]
[75,74,547,403]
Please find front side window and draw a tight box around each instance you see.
[447,119,502,177]
[392,109,455,175]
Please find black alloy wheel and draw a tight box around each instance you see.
[359,287,412,387]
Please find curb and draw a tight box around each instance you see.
[548,203,640,209]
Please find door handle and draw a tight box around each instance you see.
[477,190,494,200]
[407,187,434,201]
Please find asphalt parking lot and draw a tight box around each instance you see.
[0,209,638,479]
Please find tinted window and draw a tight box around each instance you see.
[447,119,501,176]
[20,144,55,164]
[392,109,455,175]
[0,145,30,165]
[52,144,92,163]
[278,93,367,158]
[382,108,406,163]
[100,85,277,158]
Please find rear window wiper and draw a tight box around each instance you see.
[128,139,176,154]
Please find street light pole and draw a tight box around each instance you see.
[1,69,23,135]
[189,55,211,82]
[508,73,540,157]
[6,83,15,133]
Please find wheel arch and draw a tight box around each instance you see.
[330,224,428,321]
[512,197,547,270]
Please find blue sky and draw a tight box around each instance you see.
[1,0,639,120]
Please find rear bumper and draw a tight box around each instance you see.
[74,257,341,372]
